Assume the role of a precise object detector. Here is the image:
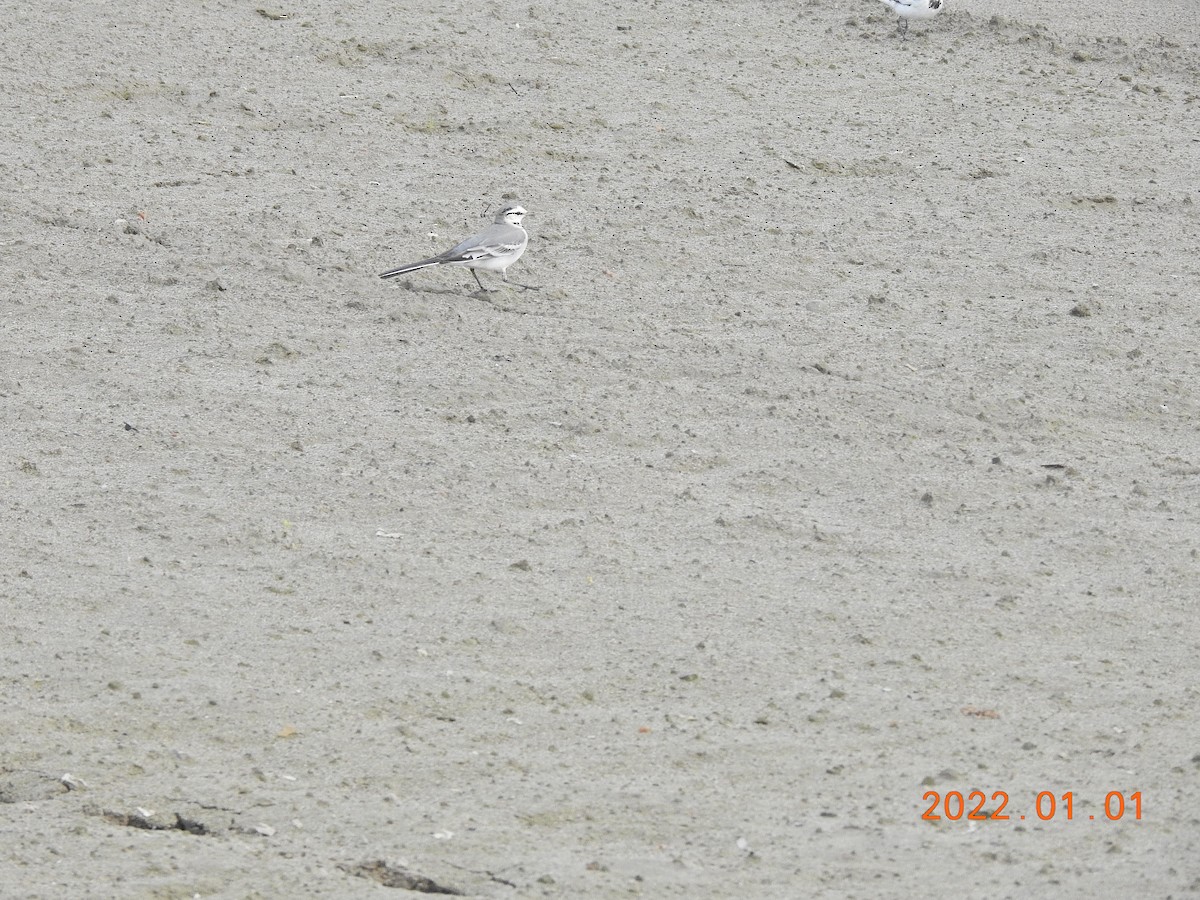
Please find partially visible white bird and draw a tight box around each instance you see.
[380,205,529,293]
[876,0,944,35]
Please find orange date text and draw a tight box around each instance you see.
[921,790,1142,822]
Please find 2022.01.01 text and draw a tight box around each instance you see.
[922,790,1143,822]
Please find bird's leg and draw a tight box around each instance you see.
[898,17,908,38]
[471,270,490,293]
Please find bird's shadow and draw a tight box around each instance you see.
[389,278,541,299]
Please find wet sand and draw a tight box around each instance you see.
[2,1,1197,896]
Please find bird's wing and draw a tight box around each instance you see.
[440,224,526,263]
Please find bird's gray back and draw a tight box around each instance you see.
[449,222,525,256]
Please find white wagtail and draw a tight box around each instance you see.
[379,205,529,293]
[876,0,944,35]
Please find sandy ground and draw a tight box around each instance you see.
[2,0,1198,896]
